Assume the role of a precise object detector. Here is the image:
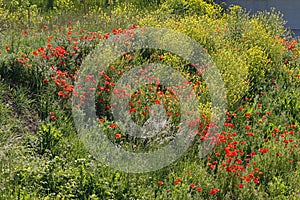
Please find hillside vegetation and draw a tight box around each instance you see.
[0,0,299,199]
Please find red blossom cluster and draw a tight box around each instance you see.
[50,69,75,98]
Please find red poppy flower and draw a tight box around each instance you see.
[115,133,121,139]
[259,148,269,154]
[110,123,117,128]
[58,91,67,98]
[244,176,250,182]
[157,55,163,60]
[245,113,251,119]
[258,103,262,108]
[157,181,163,185]
[174,181,180,185]
[176,177,182,182]
[33,51,38,56]
[209,188,219,195]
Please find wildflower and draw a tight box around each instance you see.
[157,55,163,60]
[209,188,219,195]
[274,128,280,133]
[112,29,118,34]
[257,103,262,108]
[157,181,163,185]
[58,91,67,98]
[190,184,195,189]
[221,162,226,167]
[259,148,269,154]
[33,51,38,56]
[5,45,10,51]
[129,108,136,113]
[51,115,56,121]
[238,183,243,188]
[17,59,24,64]
[196,187,202,192]
[245,113,251,119]
[22,29,28,36]
[244,176,250,182]
[110,123,117,128]
[115,133,121,139]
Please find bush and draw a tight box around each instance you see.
[138,1,289,109]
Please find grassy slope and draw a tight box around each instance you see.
[0,1,299,199]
